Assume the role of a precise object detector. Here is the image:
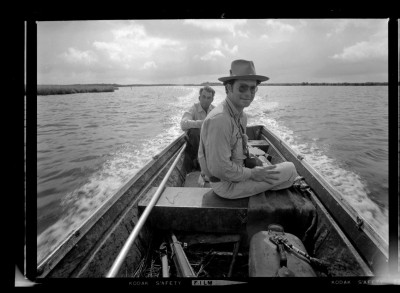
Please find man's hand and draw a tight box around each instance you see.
[250,165,281,184]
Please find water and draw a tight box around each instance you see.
[36,85,388,263]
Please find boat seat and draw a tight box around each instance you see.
[248,140,270,153]
[138,187,248,233]
[247,142,273,165]
[138,185,316,249]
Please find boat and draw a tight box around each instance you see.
[36,125,388,279]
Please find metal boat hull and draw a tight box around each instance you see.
[36,125,388,278]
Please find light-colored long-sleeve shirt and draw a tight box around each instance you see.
[180,102,215,131]
[198,98,252,182]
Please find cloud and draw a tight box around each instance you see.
[38,19,389,84]
[93,22,185,63]
[211,38,238,55]
[326,19,378,38]
[227,45,238,55]
[259,20,298,45]
[200,50,225,61]
[141,61,157,70]
[265,20,295,32]
[93,42,123,61]
[60,47,98,65]
[298,20,308,28]
[326,20,349,37]
[183,19,247,36]
[238,30,249,38]
[331,39,387,62]
[112,23,146,39]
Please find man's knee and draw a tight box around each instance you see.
[279,162,297,177]
[272,162,298,189]
[188,128,201,137]
[281,161,295,169]
[187,127,200,144]
[288,162,298,176]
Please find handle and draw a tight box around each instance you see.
[278,243,287,267]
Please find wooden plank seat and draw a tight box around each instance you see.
[138,187,248,234]
[138,186,315,249]
[248,140,270,153]
[248,142,272,164]
[138,140,314,243]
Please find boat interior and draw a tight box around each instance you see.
[134,126,374,278]
[37,125,386,279]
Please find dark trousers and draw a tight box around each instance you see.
[186,128,201,169]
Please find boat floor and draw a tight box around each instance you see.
[135,170,251,278]
[137,170,328,278]
[135,231,249,278]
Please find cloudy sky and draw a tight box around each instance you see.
[37,19,389,85]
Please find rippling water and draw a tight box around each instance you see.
[36,85,388,263]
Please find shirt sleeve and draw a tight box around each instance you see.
[203,114,252,182]
[180,105,203,131]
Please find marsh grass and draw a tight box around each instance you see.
[37,85,115,95]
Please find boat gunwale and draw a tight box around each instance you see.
[37,134,187,277]
[37,123,389,277]
[299,180,374,276]
[255,124,388,274]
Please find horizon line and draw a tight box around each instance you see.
[36,81,391,86]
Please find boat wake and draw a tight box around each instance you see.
[37,86,388,266]
[37,145,145,263]
[37,87,200,264]
[253,115,388,243]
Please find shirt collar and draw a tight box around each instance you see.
[196,102,212,114]
[225,98,243,119]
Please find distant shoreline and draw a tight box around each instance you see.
[38,82,391,87]
[118,82,391,87]
[36,85,116,96]
[34,82,392,95]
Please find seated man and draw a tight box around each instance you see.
[198,60,299,199]
[180,85,215,170]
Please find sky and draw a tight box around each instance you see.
[36,19,390,85]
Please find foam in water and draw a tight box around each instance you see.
[254,114,388,242]
[37,87,200,264]
[37,147,147,263]
[37,87,388,265]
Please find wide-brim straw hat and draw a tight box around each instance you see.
[218,59,269,82]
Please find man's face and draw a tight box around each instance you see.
[199,90,214,110]
[228,79,258,110]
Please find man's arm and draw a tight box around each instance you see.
[203,115,252,182]
[180,105,203,131]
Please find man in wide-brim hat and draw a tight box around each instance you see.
[198,59,300,199]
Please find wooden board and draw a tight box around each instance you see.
[139,187,248,233]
